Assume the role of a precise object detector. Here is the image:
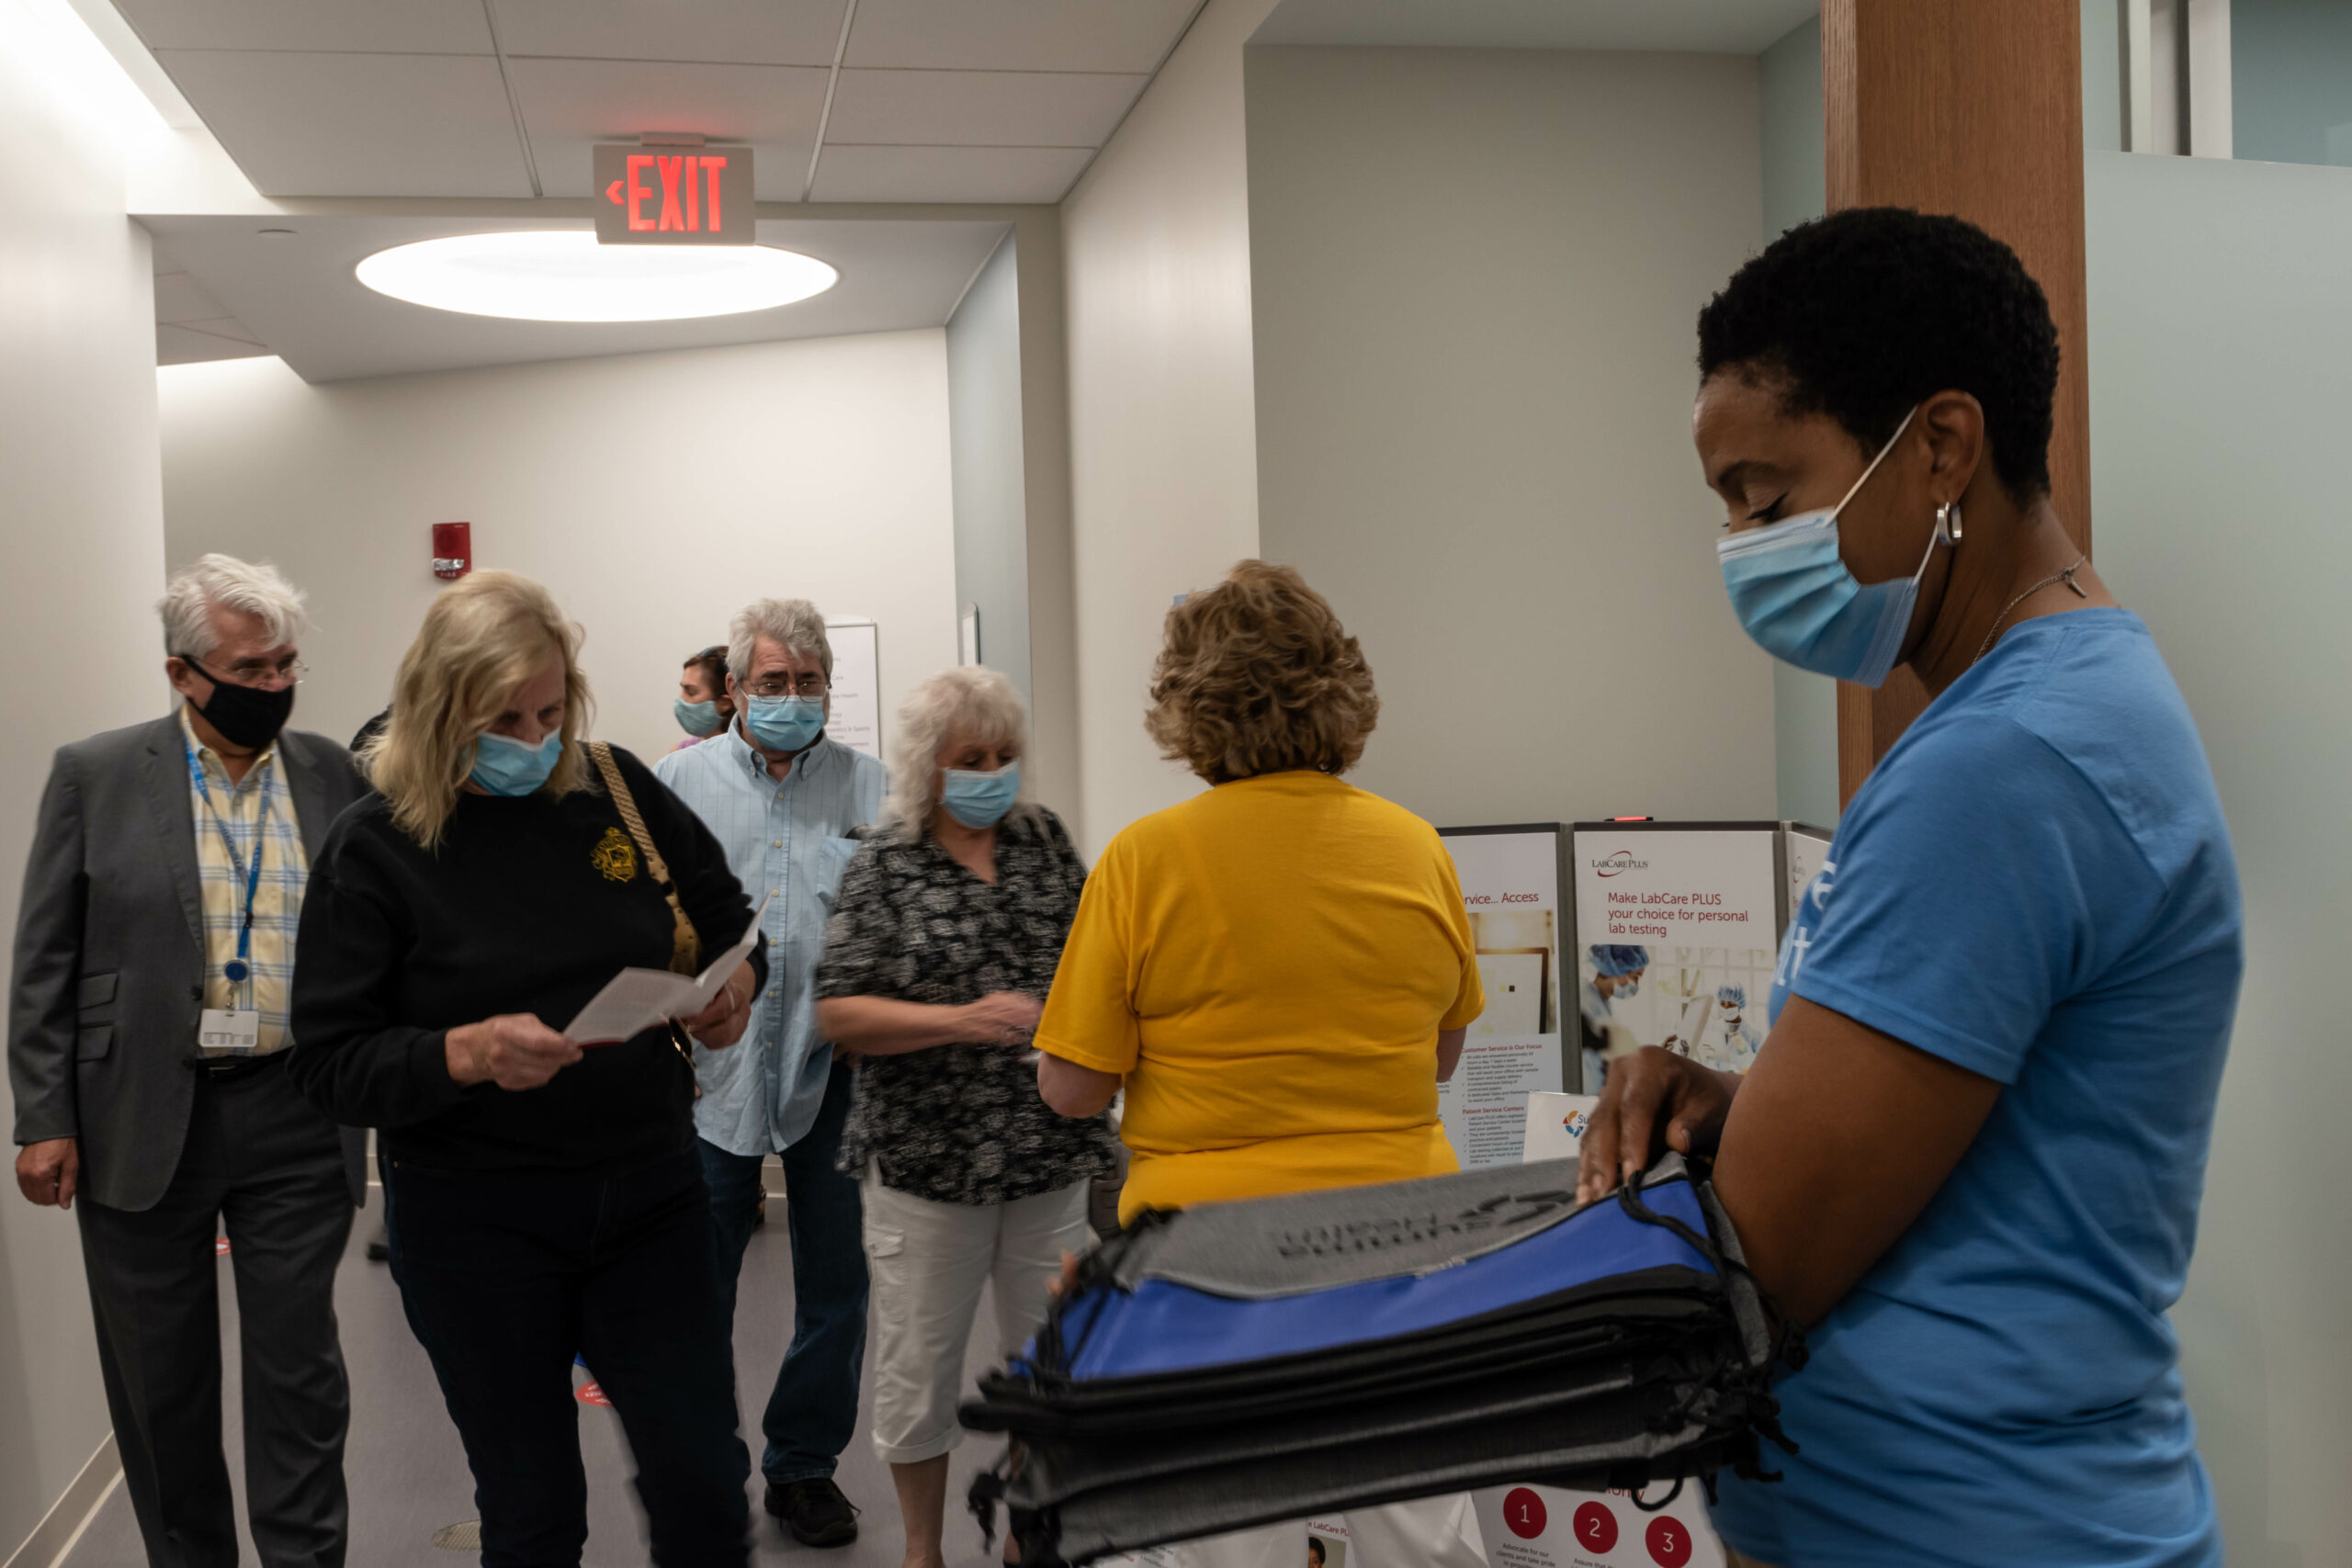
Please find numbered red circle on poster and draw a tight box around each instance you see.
[1570,1501,1616,1553]
[1500,1489,1547,1540]
[1644,1515,1692,1567]
[575,1381,611,1407]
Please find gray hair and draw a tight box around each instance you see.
[728,598,832,684]
[157,553,308,660]
[882,666,1035,833]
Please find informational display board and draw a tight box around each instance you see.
[1571,822,1783,1089]
[1437,825,1573,1168]
[825,618,881,761]
[1782,821,1832,931]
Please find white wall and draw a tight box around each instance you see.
[0,28,167,1556]
[2085,148,2352,1568]
[1059,0,1276,857]
[1247,45,1776,829]
[157,333,958,770]
[947,234,1033,704]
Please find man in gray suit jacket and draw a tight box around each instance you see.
[9,556,369,1568]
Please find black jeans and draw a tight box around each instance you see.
[385,1149,750,1568]
[697,1060,867,1485]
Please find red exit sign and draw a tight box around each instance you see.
[593,143,754,245]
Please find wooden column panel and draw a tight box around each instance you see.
[1823,0,2094,807]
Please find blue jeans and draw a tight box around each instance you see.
[698,1061,867,1485]
[385,1149,750,1568]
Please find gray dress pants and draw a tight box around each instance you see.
[76,1058,356,1568]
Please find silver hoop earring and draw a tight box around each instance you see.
[1938,501,1963,543]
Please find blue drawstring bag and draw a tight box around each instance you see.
[962,1155,1803,1565]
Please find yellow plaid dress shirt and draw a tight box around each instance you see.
[181,707,309,1054]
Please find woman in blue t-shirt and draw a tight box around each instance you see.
[1579,208,2241,1568]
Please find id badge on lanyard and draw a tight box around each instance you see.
[187,739,268,1057]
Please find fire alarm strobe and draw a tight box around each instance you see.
[433,522,472,580]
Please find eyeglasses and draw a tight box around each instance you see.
[178,653,308,688]
[743,674,828,699]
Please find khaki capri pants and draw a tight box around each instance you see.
[861,1169,1093,1466]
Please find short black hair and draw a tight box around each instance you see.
[1696,208,2059,503]
[1308,1540,1326,1565]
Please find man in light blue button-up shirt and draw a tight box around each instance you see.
[655,599,886,1547]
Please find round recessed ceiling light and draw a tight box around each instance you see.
[354,231,838,322]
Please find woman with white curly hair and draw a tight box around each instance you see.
[812,666,1115,1568]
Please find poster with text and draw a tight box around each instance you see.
[1572,827,1779,1089]
[1783,822,1832,929]
[1474,1483,1723,1568]
[1437,827,1568,1168]
[825,619,881,759]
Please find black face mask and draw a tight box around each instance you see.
[179,657,296,750]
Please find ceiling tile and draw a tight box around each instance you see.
[808,143,1094,204]
[155,271,229,324]
[115,0,492,54]
[492,0,848,66]
[843,0,1200,73]
[825,69,1145,148]
[158,321,273,366]
[155,51,533,197]
[508,57,829,199]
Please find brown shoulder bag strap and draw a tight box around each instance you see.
[586,740,700,976]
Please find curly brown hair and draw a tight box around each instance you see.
[1146,560,1379,784]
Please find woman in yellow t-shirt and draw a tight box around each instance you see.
[1035,559,1485,1225]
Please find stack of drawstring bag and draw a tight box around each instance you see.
[961,1152,1807,1565]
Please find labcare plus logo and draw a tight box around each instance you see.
[1589,848,1649,878]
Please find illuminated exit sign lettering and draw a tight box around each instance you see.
[594,144,754,245]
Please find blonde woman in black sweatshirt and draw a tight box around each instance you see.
[291,571,763,1568]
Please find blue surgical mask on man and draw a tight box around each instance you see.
[1617,978,1639,999]
[1715,405,1956,689]
[673,697,725,739]
[470,731,563,796]
[941,762,1021,829]
[744,694,825,752]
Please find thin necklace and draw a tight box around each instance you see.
[1973,556,2090,666]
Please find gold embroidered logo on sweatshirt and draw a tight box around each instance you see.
[592,827,639,883]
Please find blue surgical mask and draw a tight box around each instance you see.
[1617,979,1639,999]
[745,695,825,752]
[673,697,726,739]
[1715,405,1955,689]
[941,762,1021,829]
[470,731,563,796]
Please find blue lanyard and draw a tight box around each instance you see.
[185,738,269,1001]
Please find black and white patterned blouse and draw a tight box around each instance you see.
[816,806,1117,1206]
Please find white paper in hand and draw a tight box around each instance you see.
[564,897,769,1045]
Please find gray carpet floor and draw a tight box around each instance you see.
[62,1179,1012,1568]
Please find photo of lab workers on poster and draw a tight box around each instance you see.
[1570,822,1813,1088]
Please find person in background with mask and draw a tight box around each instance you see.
[1579,209,2241,1568]
[9,554,370,1568]
[1702,985,1762,1075]
[290,570,763,1568]
[673,644,734,750]
[1577,944,1648,1086]
[813,666,1114,1568]
[653,598,885,1548]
